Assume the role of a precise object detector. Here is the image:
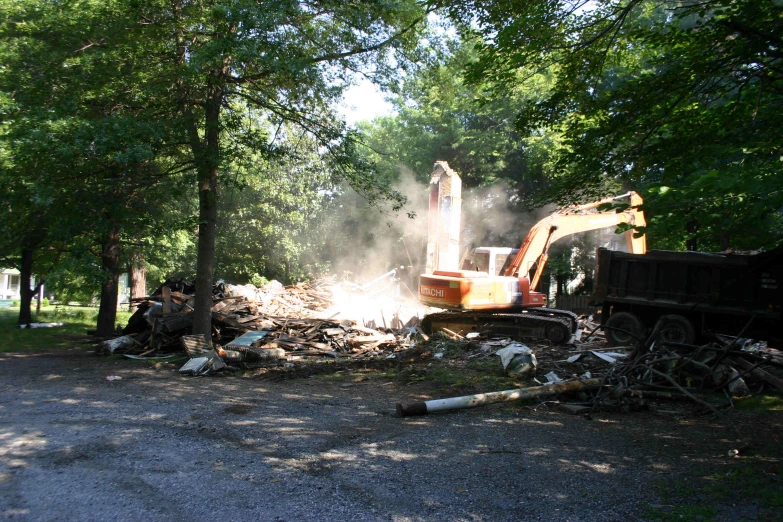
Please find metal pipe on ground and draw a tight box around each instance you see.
[396,378,603,417]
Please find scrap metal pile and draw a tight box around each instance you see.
[568,316,783,414]
[98,278,419,369]
[397,315,783,417]
[484,314,783,410]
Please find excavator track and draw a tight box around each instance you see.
[421,308,578,345]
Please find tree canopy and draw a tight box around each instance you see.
[2,0,782,330]
[448,0,783,250]
[1,0,432,331]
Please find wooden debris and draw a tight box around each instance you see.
[181,334,212,357]
[732,357,783,392]
[109,278,422,364]
[562,315,783,424]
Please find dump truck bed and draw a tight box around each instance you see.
[594,248,782,343]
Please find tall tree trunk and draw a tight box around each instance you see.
[191,89,222,337]
[128,254,147,311]
[96,228,121,336]
[17,248,34,326]
[720,230,730,251]
[36,283,42,315]
[193,164,218,336]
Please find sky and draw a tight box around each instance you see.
[337,78,395,126]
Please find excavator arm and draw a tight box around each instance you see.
[504,192,647,289]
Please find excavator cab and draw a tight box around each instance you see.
[460,247,519,276]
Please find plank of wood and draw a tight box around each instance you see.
[279,334,307,343]
[160,312,193,333]
[303,341,331,351]
[347,333,395,346]
[352,325,382,336]
[298,349,338,357]
[252,319,278,330]
[222,303,249,313]
[414,326,429,342]
[162,287,172,315]
[169,291,193,308]
[211,312,246,329]
[441,327,464,340]
[181,334,212,357]
[303,312,341,335]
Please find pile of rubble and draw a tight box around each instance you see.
[479,315,783,414]
[573,317,783,413]
[98,278,421,372]
[396,315,783,421]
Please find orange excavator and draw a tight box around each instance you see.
[418,192,647,343]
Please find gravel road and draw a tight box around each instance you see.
[0,349,761,521]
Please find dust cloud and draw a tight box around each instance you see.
[318,165,632,324]
[323,167,547,285]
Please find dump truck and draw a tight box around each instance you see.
[418,192,647,343]
[594,247,783,346]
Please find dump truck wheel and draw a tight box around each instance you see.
[605,312,643,346]
[660,315,696,345]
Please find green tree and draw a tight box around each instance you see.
[215,124,339,284]
[360,37,562,191]
[2,0,432,336]
[135,0,430,335]
[1,0,194,332]
[352,35,568,266]
[450,0,783,250]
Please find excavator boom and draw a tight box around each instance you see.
[504,192,646,280]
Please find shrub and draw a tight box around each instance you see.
[250,273,270,288]
[11,299,20,307]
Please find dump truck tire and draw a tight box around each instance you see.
[605,311,644,346]
[660,314,696,345]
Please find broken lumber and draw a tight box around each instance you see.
[731,357,783,392]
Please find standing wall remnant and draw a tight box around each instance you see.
[425,161,462,274]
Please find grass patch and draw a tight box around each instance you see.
[394,356,524,393]
[706,464,783,509]
[649,462,783,522]
[0,306,134,352]
[734,393,783,414]
[646,504,717,522]
[647,479,717,521]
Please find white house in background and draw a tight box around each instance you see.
[0,268,42,300]
[1,269,21,299]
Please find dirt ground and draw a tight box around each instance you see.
[0,346,781,522]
